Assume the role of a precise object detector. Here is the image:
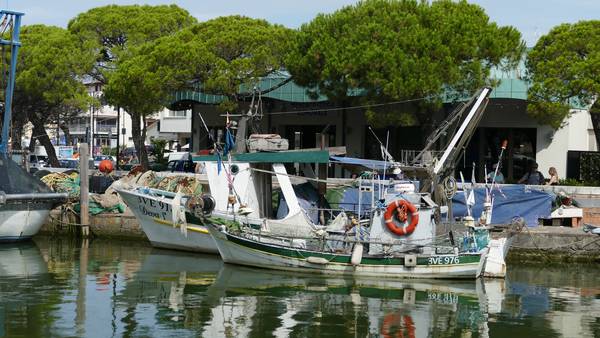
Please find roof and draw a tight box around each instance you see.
[172,75,529,106]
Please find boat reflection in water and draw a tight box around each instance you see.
[1,239,599,337]
[117,245,502,337]
[0,242,52,337]
[204,264,504,338]
[0,241,48,277]
[120,248,224,322]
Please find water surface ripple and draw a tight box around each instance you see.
[0,238,598,338]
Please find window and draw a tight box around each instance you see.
[166,109,188,118]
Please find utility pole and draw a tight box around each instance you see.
[116,107,120,170]
[79,143,90,237]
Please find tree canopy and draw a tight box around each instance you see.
[68,4,197,82]
[69,4,197,169]
[140,15,295,112]
[14,25,93,166]
[105,15,293,135]
[104,16,294,166]
[526,20,600,129]
[286,0,524,127]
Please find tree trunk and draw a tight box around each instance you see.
[12,120,23,150]
[32,119,59,167]
[141,114,149,169]
[59,123,73,146]
[28,130,36,153]
[130,111,148,170]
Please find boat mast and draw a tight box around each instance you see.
[0,10,23,154]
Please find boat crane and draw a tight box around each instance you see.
[399,88,492,214]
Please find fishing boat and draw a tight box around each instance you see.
[117,187,218,253]
[206,173,490,279]
[117,151,329,253]
[0,10,67,241]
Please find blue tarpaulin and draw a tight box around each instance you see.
[452,185,553,227]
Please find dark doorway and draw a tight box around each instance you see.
[456,127,537,182]
[284,125,336,150]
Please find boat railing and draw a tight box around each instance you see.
[305,205,374,224]
[234,224,459,254]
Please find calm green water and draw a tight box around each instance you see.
[0,238,598,338]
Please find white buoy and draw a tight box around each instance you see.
[351,243,363,266]
[306,256,328,265]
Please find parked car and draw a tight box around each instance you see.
[28,154,47,173]
[166,159,196,173]
[93,155,116,169]
[58,158,79,169]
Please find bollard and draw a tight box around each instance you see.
[79,143,90,237]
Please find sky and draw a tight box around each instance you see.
[5,0,600,46]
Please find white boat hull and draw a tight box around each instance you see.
[209,226,488,279]
[483,237,513,278]
[0,205,51,242]
[118,189,218,254]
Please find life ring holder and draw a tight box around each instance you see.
[384,199,419,236]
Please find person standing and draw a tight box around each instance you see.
[518,162,545,185]
[486,163,505,184]
[546,166,559,186]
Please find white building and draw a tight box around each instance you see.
[146,108,192,150]
[69,80,134,152]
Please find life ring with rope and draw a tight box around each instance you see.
[384,199,419,236]
[381,313,416,338]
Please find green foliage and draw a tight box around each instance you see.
[579,152,600,186]
[16,25,93,111]
[135,16,295,112]
[100,146,118,156]
[68,4,197,80]
[70,4,197,169]
[14,25,94,165]
[526,20,600,129]
[286,0,524,126]
[558,178,585,187]
[150,138,168,165]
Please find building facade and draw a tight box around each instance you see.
[171,70,595,182]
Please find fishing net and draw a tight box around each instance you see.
[40,172,80,198]
[0,155,52,194]
[152,175,203,195]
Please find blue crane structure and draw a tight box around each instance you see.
[0,10,22,154]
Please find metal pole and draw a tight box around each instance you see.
[79,143,90,237]
[0,12,23,154]
[89,98,94,157]
[116,107,120,170]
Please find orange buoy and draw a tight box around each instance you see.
[383,199,419,236]
[99,159,114,174]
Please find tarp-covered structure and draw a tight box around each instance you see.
[0,156,52,194]
[452,185,554,227]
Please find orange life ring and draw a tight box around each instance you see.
[384,199,419,236]
[381,313,416,338]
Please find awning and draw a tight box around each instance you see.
[329,156,398,170]
[193,150,329,164]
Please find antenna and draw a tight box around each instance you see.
[368,126,395,162]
